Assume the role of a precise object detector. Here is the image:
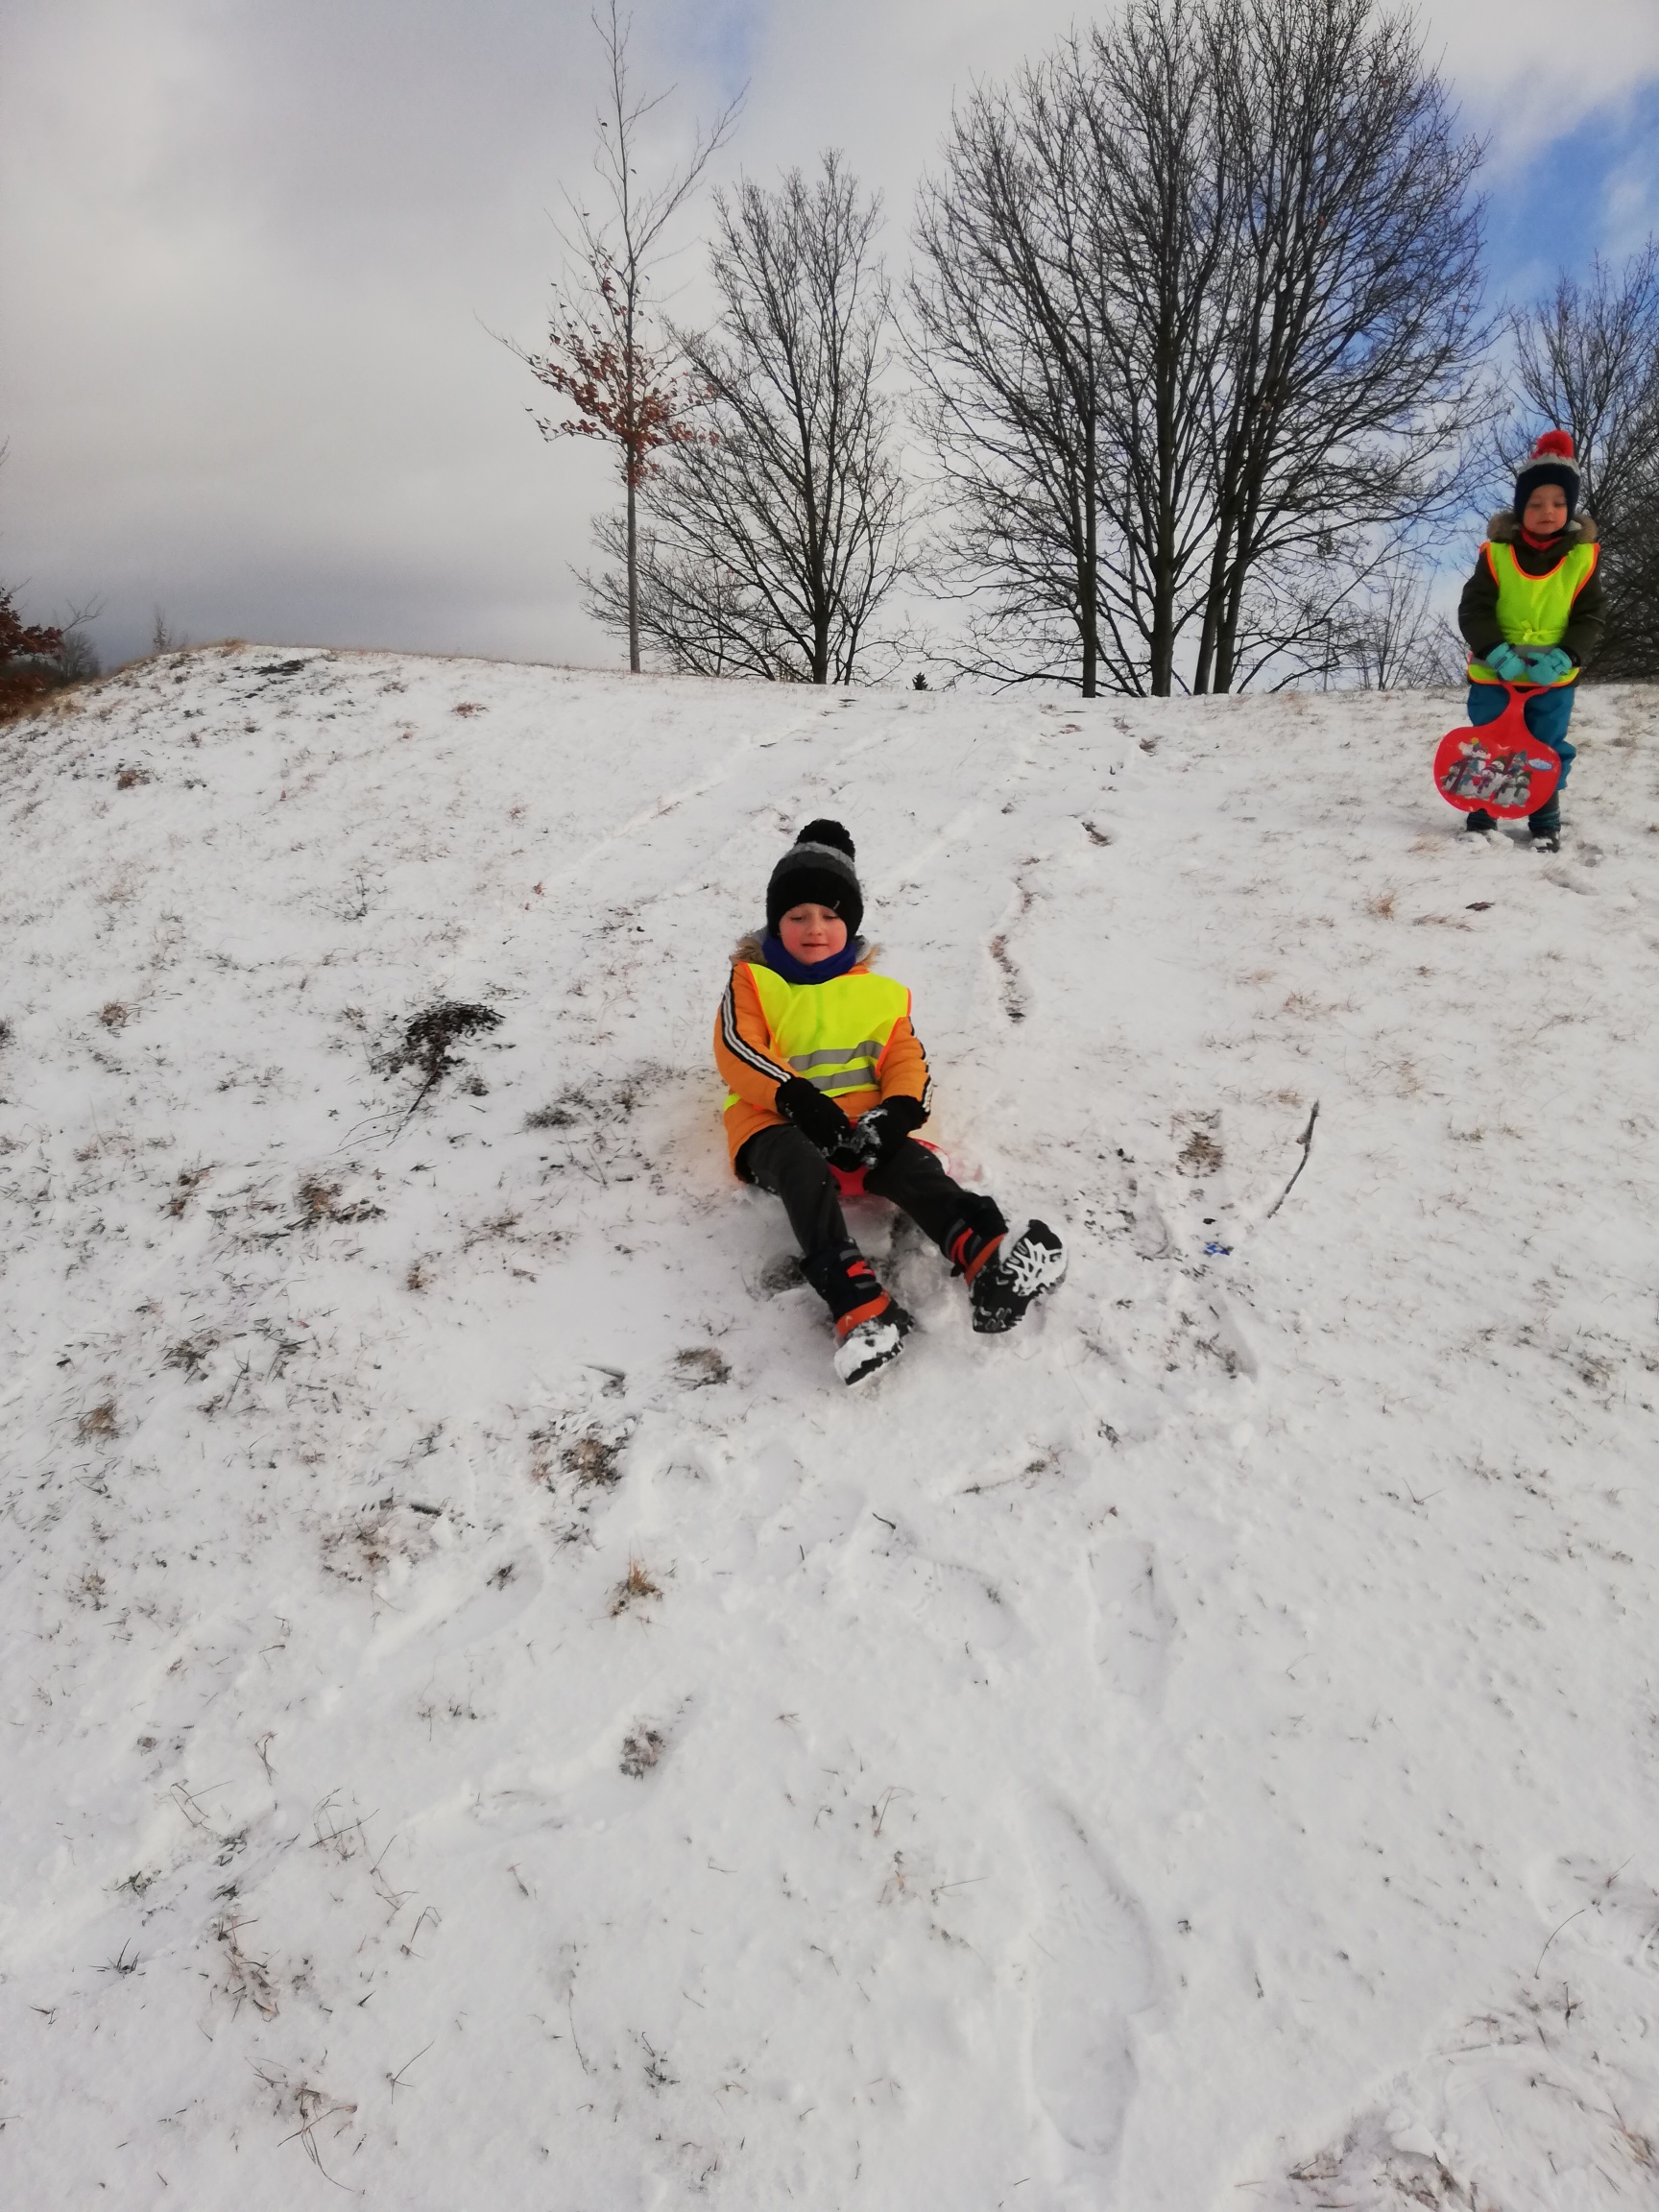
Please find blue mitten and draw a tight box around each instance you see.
[1484,641,1528,683]
[1523,646,1574,685]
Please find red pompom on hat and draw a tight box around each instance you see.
[1513,428,1580,521]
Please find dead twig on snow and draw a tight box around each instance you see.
[1262,1100,1320,1220]
[386,2042,433,2102]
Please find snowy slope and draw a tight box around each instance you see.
[3,646,1659,2211]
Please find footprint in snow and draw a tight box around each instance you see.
[1527,1853,1659,1975]
[1539,859,1598,895]
[1022,1801,1159,2167]
[1118,1118,1229,1264]
[1193,1285,1261,1381]
[752,1249,805,1298]
[1117,1157,1261,1383]
[366,1545,546,1669]
[1171,1107,1236,1259]
[447,1695,690,1846]
[1089,1541,1175,1705]
[1134,1110,1264,1379]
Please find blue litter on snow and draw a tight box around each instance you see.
[1204,1241,1232,1257]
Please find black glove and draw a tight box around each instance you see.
[776,1075,857,1159]
[853,1094,928,1166]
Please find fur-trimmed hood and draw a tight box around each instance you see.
[1487,512,1599,546]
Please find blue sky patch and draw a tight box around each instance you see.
[1484,80,1659,305]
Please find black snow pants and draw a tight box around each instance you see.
[736,1123,1003,1275]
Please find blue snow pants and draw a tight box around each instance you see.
[1467,681,1575,830]
[1467,681,1576,788]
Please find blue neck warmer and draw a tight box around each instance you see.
[760,933,860,986]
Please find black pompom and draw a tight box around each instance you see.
[796,817,854,860]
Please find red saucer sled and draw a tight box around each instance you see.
[1434,681,1561,820]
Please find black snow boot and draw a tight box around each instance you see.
[1527,802,1561,852]
[801,1241,912,1385]
[950,1209,1069,1334]
[1464,809,1495,834]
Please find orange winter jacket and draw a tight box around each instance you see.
[713,937,932,1172]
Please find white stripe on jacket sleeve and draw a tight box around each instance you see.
[720,974,793,1089]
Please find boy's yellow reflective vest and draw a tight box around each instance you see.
[1467,538,1599,685]
[714,945,931,1171]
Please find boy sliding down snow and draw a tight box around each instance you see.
[1457,429,1604,851]
[714,820,1066,1385]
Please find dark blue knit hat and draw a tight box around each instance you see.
[1514,429,1580,522]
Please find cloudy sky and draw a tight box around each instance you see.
[3,0,1658,673]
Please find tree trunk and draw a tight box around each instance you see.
[1191,517,1228,692]
[626,476,641,674]
[1149,453,1175,695]
[1081,412,1099,698]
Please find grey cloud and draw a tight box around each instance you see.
[2,0,1655,673]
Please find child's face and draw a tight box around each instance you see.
[1522,483,1569,536]
[779,902,848,962]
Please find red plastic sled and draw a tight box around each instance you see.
[1434,682,1561,820]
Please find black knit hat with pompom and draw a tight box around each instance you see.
[765,818,863,938]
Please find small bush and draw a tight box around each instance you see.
[392,1001,501,1084]
[0,584,64,723]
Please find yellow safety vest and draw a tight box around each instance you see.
[1468,539,1599,685]
[722,964,910,1111]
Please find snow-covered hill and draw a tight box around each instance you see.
[4,646,1659,2210]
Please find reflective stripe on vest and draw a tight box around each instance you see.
[1468,539,1599,684]
[722,964,910,1111]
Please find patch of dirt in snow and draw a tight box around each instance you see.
[3,652,1659,2209]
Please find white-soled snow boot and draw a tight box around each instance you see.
[833,1307,911,1385]
[965,1219,1068,1334]
[804,1240,913,1386]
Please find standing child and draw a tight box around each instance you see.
[715,820,1067,1385]
[1457,429,1604,850]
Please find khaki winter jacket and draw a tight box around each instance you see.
[1458,513,1605,671]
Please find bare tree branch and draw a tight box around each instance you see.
[908,0,1490,698]
[1191,0,1491,693]
[510,3,742,671]
[588,154,911,685]
[1499,242,1659,680]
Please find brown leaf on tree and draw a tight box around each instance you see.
[525,275,712,492]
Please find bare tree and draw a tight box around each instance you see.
[589,153,909,684]
[911,61,1109,693]
[1328,552,1461,688]
[46,600,103,685]
[516,3,739,673]
[1191,0,1488,692]
[910,0,1488,697]
[1502,243,1659,680]
[589,520,764,676]
[1079,10,1235,695]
